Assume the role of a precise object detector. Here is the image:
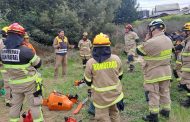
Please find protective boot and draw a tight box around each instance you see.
[128,64,135,72]
[178,83,186,91]
[180,97,190,107]
[142,113,159,122]
[159,109,170,118]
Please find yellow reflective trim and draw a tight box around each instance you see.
[181,67,190,72]
[93,61,117,71]
[176,78,181,82]
[30,54,38,64]
[182,52,190,56]
[10,118,19,122]
[80,54,91,57]
[145,76,172,83]
[9,73,38,84]
[3,63,31,69]
[160,49,172,56]
[33,107,44,122]
[149,107,159,113]
[91,80,120,92]
[160,103,171,110]
[137,45,146,55]
[176,61,182,65]
[144,49,172,61]
[93,92,124,109]
[0,70,7,73]
[84,73,91,82]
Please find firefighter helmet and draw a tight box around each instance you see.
[2,26,9,33]
[125,24,133,30]
[8,23,25,35]
[148,18,165,29]
[183,22,190,31]
[93,33,111,46]
[83,32,88,36]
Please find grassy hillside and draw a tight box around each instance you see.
[1,50,190,121]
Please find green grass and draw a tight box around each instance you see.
[1,51,190,121]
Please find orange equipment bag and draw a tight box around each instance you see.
[44,91,74,111]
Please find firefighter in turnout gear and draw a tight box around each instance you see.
[84,33,124,122]
[0,26,12,107]
[179,22,190,107]
[78,32,92,68]
[124,24,139,72]
[136,19,173,122]
[0,23,44,122]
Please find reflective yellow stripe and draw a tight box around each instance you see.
[181,67,190,72]
[84,73,92,82]
[149,107,159,113]
[93,92,124,109]
[137,45,146,55]
[91,81,120,92]
[9,73,38,84]
[160,103,171,110]
[176,78,181,82]
[176,61,182,65]
[30,54,38,64]
[33,107,44,122]
[3,63,31,69]
[145,76,172,83]
[144,49,172,61]
[0,70,7,73]
[10,118,19,122]
[182,52,190,56]
[144,55,171,60]
[80,54,91,56]
[187,93,190,96]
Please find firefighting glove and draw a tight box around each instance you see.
[117,99,124,111]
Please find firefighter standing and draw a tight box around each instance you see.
[84,33,124,122]
[136,19,173,122]
[22,32,36,54]
[179,22,190,107]
[78,32,92,68]
[0,26,12,107]
[1,23,44,122]
[124,24,139,72]
[53,30,73,79]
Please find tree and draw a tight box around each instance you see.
[114,0,139,24]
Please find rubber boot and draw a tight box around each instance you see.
[181,97,190,107]
[129,64,135,72]
[178,83,186,92]
[142,113,159,122]
[160,109,170,118]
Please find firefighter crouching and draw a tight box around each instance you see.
[1,23,44,122]
[84,33,124,122]
[136,19,173,122]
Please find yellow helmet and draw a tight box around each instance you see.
[24,32,29,38]
[183,22,190,31]
[83,32,88,36]
[93,33,111,46]
[2,26,9,33]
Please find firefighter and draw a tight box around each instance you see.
[53,30,74,79]
[1,23,44,122]
[84,33,124,122]
[124,24,139,72]
[78,32,92,68]
[22,32,36,54]
[179,22,190,107]
[0,26,11,107]
[136,19,173,122]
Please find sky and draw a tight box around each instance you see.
[137,0,190,10]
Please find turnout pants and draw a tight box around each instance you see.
[54,54,67,78]
[9,81,43,122]
[181,72,190,90]
[144,80,171,114]
[94,104,120,122]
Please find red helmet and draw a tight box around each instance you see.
[8,23,25,35]
[125,24,133,30]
